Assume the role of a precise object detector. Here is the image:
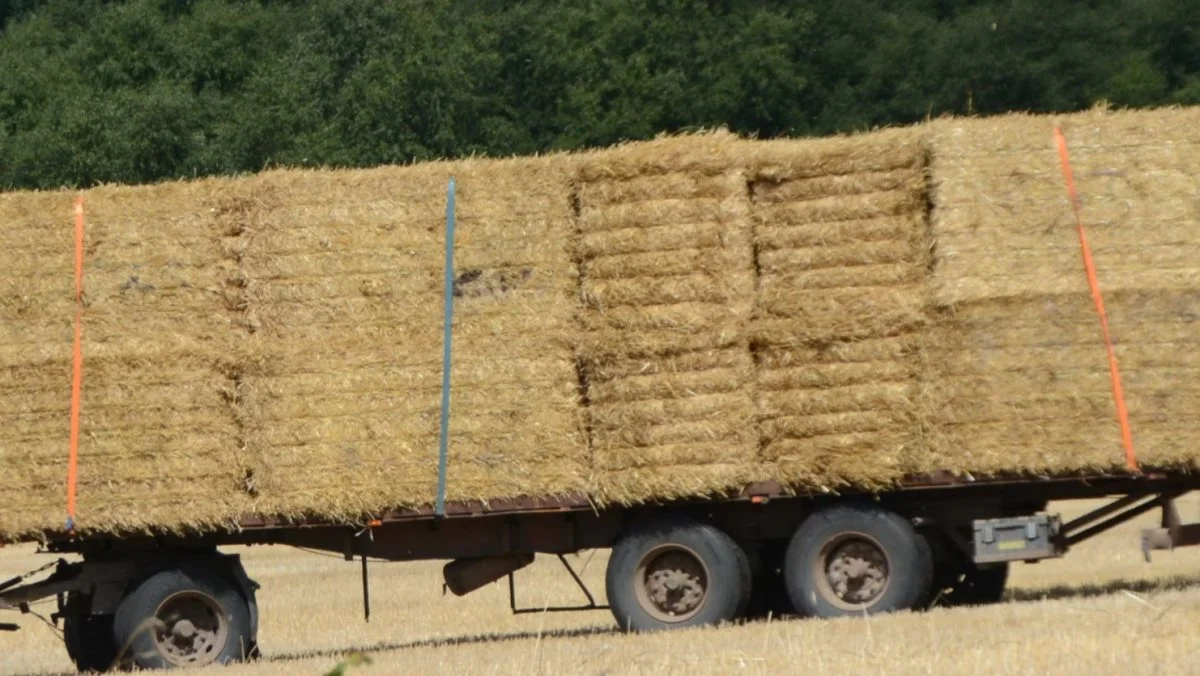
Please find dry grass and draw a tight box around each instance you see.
[4,495,1200,675]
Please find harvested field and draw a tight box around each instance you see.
[0,181,249,539]
[746,129,930,489]
[4,496,1199,675]
[922,107,1200,476]
[574,133,760,502]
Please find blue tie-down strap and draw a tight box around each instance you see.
[435,177,456,517]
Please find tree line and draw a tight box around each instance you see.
[1,0,1197,190]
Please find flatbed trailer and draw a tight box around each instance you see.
[4,469,1200,672]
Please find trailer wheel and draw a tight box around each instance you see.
[924,529,1009,608]
[784,505,932,618]
[741,540,792,620]
[63,594,117,673]
[606,517,750,632]
[112,566,252,670]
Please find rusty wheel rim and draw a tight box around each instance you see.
[633,544,710,623]
[152,591,229,667]
[813,532,891,611]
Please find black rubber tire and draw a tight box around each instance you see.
[922,528,1009,608]
[921,527,962,608]
[741,540,793,620]
[606,517,750,632]
[945,563,1009,607]
[784,505,933,618]
[63,594,118,673]
[734,540,754,619]
[112,565,252,670]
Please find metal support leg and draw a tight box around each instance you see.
[361,554,371,623]
[508,554,609,615]
[1142,494,1200,561]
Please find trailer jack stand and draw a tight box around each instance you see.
[508,554,610,615]
[361,553,370,623]
[1141,498,1200,562]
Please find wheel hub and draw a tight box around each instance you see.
[636,546,710,622]
[818,536,890,608]
[153,591,229,667]
[172,619,197,639]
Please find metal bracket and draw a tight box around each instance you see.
[1141,497,1200,561]
[508,554,609,615]
[0,560,79,611]
[0,559,61,595]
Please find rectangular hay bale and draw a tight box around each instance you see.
[0,180,249,539]
[921,107,1200,477]
[745,130,930,489]
[239,157,588,520]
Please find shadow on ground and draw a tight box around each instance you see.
[264,624,619,665]
[1006,573,1200,603]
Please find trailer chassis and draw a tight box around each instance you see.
[4,471,1200,671]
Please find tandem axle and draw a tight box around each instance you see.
[3,474,1200,672]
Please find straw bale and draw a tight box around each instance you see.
[739,127,924,181]
[754,287,927,346]
[598,463,763,503]
[922,107,1200,477]
[10,107,1200,540]
[575,142,762,502]
[240,156,588,519]
[584,248,744,280]
[578,217,746,258]
[759,240,924,271]
[576,169,754,358]
[587,366,746,405]
[753,168,926,204]
[575,130,743,182]
[0,180,250,539]
[929,108,1200,305]
[746,130,930,489]
[927,105,1200,155]
[584,273,744,307]
[921,291,1200,474]
[585,348,741,376]
[753,190,925,225]
[754,215,924,251]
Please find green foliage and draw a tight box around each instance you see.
[0,0,1197,189]
[324,652,371,676]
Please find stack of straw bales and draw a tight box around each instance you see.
[0,181,249,538]
[4,106,1198,540]
[923,107,1200,475]
[574,133,761,501]
[745,130,931,489]
[239,158,587,520]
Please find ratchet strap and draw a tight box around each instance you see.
[1054,127,1137,472]
[66,195,86,531]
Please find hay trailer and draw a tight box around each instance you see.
[4,471,1200,671]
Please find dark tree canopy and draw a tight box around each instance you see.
[1,0,1197,189]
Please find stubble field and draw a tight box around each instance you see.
[3,496,1200,675]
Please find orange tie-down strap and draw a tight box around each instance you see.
[1054,127,1137,472]
[65,195,86,532]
